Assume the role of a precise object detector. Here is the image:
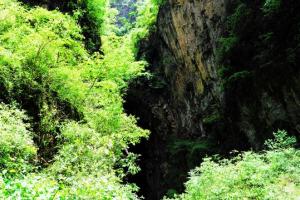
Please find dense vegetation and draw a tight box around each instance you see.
[0,0,159,198]
[218,0,300,91]
[167,131,300,199]
[0,0,299,199]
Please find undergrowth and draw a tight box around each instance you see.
[166,130,300,200]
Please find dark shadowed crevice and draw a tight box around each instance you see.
[123,77,219,200]
[124,80,165,200]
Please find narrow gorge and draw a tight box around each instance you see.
[0,0,299,199]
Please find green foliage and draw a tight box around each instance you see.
[110,0,138,35]
[151,0,165,6]
[0,174,59,199]
[0,0,156,198]
[216,3,248,88]
[217,0,299,91]
[0,0,88,162]
[259,32,274,44]
[216,2,255,89]
[168,138,215,170]
[135,0,160,31]
[167,131,300,200]
[86,0,107,32]
[169,139,213,156]
[0,104,37,177]
[225,70,252,86]
[227,3,249,34]
[70,0,109,51]
[217,36,238,62]
[128,0,161,55]
[265,130,297,150]
[203,113,222,125]
[263,0,281,14]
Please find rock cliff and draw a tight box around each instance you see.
[125,0,300,199]
[126,0,232,198]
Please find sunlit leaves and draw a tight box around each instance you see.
[0,0,152,198]
[0,104,37,177]
[168,131,300,200]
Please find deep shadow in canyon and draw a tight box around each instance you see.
[124,79,173,200]
[124,76,223,200]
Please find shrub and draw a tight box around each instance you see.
[217,36,239,62]
[263,0,281,14]
[0,103,37,177]
[265,130,297,150]
[168,131,300,200]
[0,174,59,199]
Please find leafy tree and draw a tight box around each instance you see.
[0,0,156,198]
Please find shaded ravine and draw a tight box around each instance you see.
[124,76,218,200]
[124,81,167,200]
[124,103,171,199]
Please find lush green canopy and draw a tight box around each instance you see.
[0,0,159,198]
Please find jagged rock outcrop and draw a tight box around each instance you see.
[150,0,233,138]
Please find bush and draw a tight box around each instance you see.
[168,131,300,200]
[0,174,59,199]
[263,0,281,14]
[0,104,37,177]
[265,130,297,150]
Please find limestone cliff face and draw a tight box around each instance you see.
[146,0,231,138]
[158,0,225,95]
